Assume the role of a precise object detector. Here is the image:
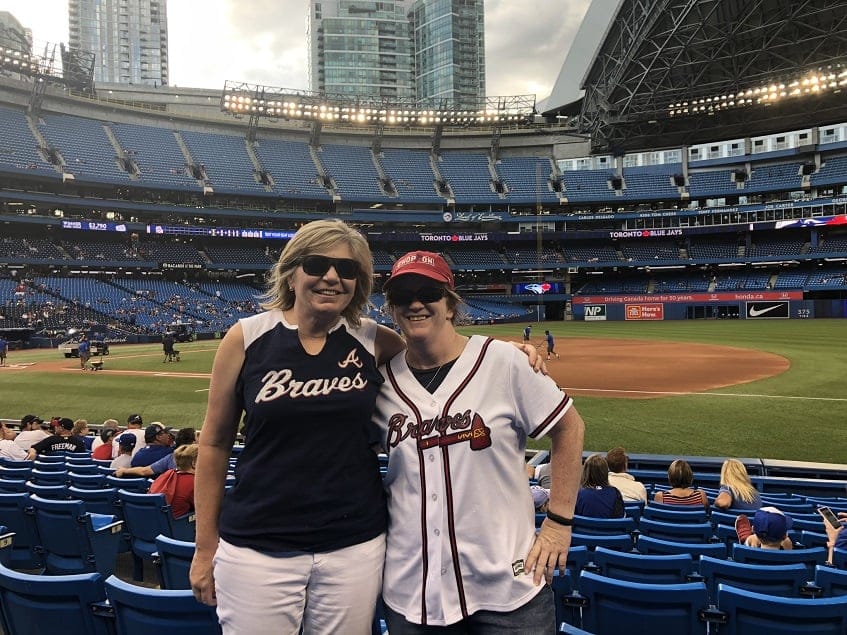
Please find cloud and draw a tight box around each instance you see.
[484,0,590,98]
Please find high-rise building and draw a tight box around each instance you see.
[68,0,168,86]
[308,0,485,107]
[308,0,415,101]
[410,0,485,110]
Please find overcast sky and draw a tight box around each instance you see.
[0,0,590,100]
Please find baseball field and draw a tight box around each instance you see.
[1,318,845,464]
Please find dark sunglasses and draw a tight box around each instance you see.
[298,255,360,280]
[386,286,446,306]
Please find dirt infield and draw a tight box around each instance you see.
[540,338,789,399]
[7,338,789,400]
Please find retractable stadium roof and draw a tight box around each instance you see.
[552,0,847,153]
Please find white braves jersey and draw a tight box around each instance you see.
[375,335,572,625]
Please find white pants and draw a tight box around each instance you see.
[214,534,385,635]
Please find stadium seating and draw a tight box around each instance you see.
[154,535,195,590]
[29,495,123,577]
[104,574,221,634]
[697,556,808,601]
[0,564,112,635]
[715,583,847,634]
[591,546,694,583]
[636,536,728,559]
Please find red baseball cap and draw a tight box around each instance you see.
[385,251,455,289]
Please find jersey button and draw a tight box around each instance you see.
[431,493,437,501]
[434,528,440,536]
[428,455,435,462]
[441,568,447,575]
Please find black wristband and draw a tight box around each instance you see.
[546,510,574,526]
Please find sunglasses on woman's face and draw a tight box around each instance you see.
[386,286,446,306]
[298,255,360,280]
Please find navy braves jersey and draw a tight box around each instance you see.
[218,310,386,553]
[374,336,572,625]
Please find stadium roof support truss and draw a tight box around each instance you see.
[579,0,847,152]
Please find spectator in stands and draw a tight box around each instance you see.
[735,506,794,550]
[575,454,625,518]
[0,421,29,461]
[526,461,552,489]
[149,443,198,519]
[71,419,92,451]
[115,428,196,479]
[606,447,648,503]
[110,434,136,469]
[654,459,710,509]
[112,413,145,458]
[823,510,847,565]
[91,419,119,458]
[190,219,407,633]
[130,423,174,467]
[13,414,48,451]
[92,428,118,460]
[532,485,550,512]
[374,250,582,633]
[26,417,86,458]
[714,458,760,511]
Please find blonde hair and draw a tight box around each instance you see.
[260,219,373,327]
[720,458,759,504]
[72,419,89,436]
[174,443,198,471]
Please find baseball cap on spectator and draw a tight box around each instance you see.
[145,423,166,442]
[58,417,74,431]
[753,506,793,541]
[383,251,455,289]
[117,433,137,448]
[21,414,42,427]
[127,414,143,425]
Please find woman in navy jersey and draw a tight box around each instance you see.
[190,219,406,634]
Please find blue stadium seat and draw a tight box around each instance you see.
[636,535,728,559]
[591,546,694,583]
[572,515,637,536]
[731,543,827,573]
[697,555,807,601]
[29,494,123,577]
[154,534,195,590]
[715,583,847,634]
[104,574,221,634]
[0,492,43,569]
[25,480,70,499]
[576,570,708,634]
[69,472,110,489]
[570,532,634,552]
[106,475,151,492]
[814,565,847,597]
[637,518,716,543]
[0,563,112,635]
[118,490,196,581]
[641,506,709,524]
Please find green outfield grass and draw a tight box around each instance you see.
[2,319,845,463]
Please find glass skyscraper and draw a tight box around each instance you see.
[308,0,415,100]
[410,0,485,109]
[308,0,485,107]
[68,0,168,86]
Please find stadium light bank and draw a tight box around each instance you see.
[221,80,537,128]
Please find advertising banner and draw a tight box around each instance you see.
[745,301,789,319]
[625,304,664,320]
[583,305,607,321]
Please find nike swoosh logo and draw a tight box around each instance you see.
[749,305,782,317]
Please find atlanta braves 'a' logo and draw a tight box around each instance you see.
[338,348,363,369]
[386,410,492,451]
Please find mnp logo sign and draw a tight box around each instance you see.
[746,301,789,319]
[584,305,607,321]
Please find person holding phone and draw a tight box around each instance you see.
[818,506,847,565]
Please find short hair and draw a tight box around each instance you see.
[102,419,119,429]
[260,219,373,327]
[174,443,198,471]
[580,454,610,488]
[605,447,628,473]
[174,428,196,448]
[667,459,694,488]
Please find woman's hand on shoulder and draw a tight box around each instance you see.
[509,341,547,374]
